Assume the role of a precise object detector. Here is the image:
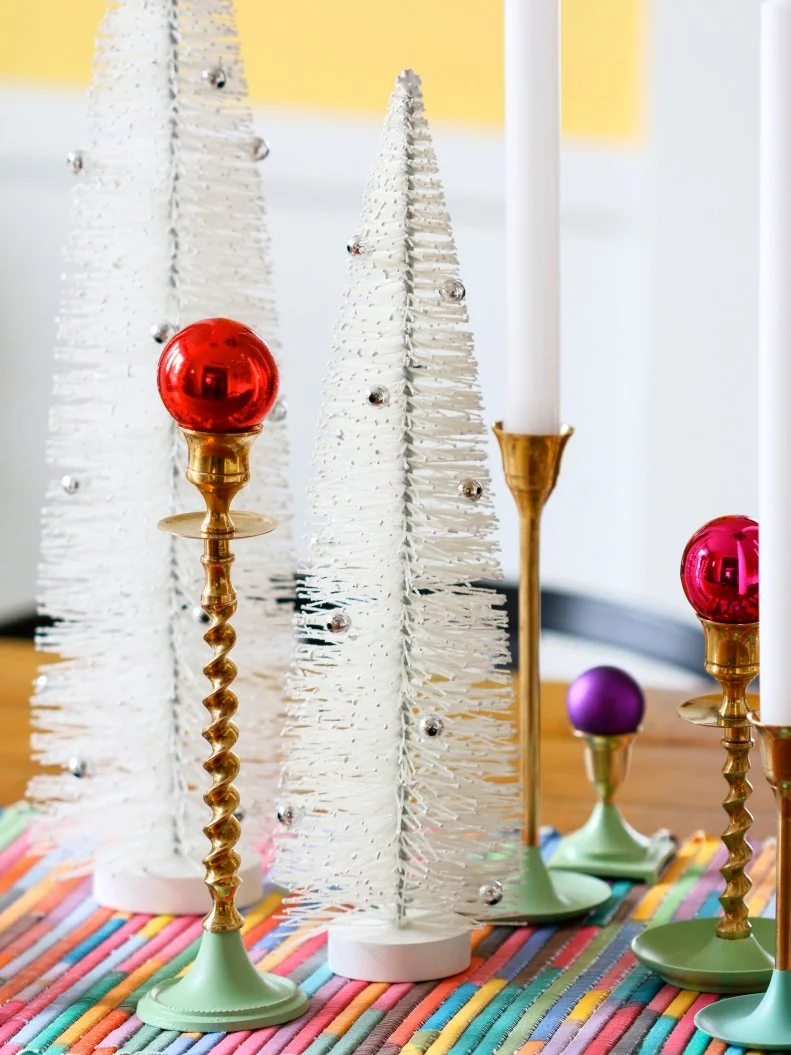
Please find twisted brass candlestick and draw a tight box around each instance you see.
[632,618,774,992]
[136,424,308,1031]
[491,424,610,923]
[680,620,759,939]
[695,719,791,1047]
[201,540,243,932]
[186,428,260,934]
[706,622,758,936]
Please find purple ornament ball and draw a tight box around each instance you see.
[566,666,645,736]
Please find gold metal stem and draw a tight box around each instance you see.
[779,790,791,972]
[718,720,754,940]
[200,535,244,933]
[751,719,791,971]
[494,423,572,848]
[680,620,759,940]
[159,425,276,935]
[520,501,541,845]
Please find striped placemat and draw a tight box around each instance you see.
[0,804,777,1055]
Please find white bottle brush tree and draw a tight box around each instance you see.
[274,70,517,980]
[29,0,293,896]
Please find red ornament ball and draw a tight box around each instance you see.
[157,318,279,433]
[680,515,759,623]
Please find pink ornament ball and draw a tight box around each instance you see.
[680,515,759,624]
[566,666,645,736]
[157,318,279,433]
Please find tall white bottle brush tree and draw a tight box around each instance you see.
[273,70,518,983]
[29,0,294,911]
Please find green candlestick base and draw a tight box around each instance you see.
[631,917,775,994]
[491,845,611,924]
[549,803,675,882]
[137,929,309,1032]
[695,968,791,1048]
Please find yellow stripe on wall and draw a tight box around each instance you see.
[0,0,644,141]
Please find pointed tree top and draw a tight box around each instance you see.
[396,69,422,96]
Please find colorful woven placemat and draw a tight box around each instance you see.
[0,804,777,1055]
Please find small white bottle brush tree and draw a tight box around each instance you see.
[274,70,517,983]
[29,0,293,912]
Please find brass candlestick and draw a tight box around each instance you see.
[681,620,760,940]
[136,318,308,1032]
[177,428,269,935]
[492,423,610,922]
[550,729,675,881]
[695,718,791,1048]
[549,665,674,882]
[753,721,791,973]
[632,515,772,993]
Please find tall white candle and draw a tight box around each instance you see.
[504,0,561,436]
[759,0,791,725]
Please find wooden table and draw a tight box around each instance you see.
[0,639,775,839]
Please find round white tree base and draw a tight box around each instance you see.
[93,854,263,915]
[327,914,472,982]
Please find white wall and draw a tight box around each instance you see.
[644,0,760,610]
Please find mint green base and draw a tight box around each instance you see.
[695,969,791,1048]
[549,804,675,882]
[631,917,775,994]
[136,929,308,1032]
[491,846,611,924]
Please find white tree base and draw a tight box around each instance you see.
[93,853,263,916]
[327,913,472,982]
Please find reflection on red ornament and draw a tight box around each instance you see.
[157,318,279,433]
[681,515,759,624]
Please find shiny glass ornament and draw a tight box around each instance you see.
[252,137,270,161]
[566,666,644,736]
[202,66,227,88]
[458,478,483,501]
[67,150,84,174]
[270,399,287,422]
[192,607,211,625]
[277,803,297,826]
[681,515,759,624]
[151,322,175,345]
[327,612,351,634]
[347,237,364,255]
[61,475,80,495]
[34,674,48,692]
[157,317,279,433]
[479,880,503,906]
[366,385,390,407]
[440,279,466,303]
[68,756,92,779]
[419,714,444,739]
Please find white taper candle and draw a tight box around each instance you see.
[759,0,791,725]
[504,0,561,436]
